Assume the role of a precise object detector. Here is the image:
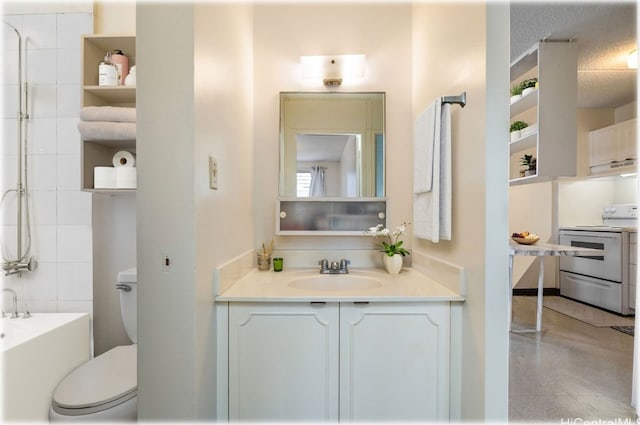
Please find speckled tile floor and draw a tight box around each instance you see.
[510,296,636,422]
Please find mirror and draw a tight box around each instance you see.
[279,92,385,198]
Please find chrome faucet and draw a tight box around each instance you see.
[319,258,350,274]
[2,288,19,318]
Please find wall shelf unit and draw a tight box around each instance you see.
[509,41,577,185]
[80,34,136,191]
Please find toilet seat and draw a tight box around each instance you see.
[52,344,137,416]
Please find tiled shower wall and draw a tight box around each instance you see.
[1,12,93,314]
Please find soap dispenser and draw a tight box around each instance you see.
[98,51,118,86]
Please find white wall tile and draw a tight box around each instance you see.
[57,190,91,225]
[57,48,81,85]
[57,225,92,263]
[26,48,57,84]
[56,154,80,190]
[2,12,94,316]
[57,262,92,300]
[0,268,24,296]
[57,84,80,118]
[57,13,92,49]
[1,119,18,155]
[3,84,19,118]
[29,117,57,154]
[58,300,92,315]
[22,300,58,313]
[20,261,58,301]
[1,192,18,225]
[56,118,81,154]
[29,84,57,118]
[2,50,20,84]
[33,224,57,263]
[30,154,57,191]
[1,154,17,191]
[31,190,57,225]
[22,14,57,49]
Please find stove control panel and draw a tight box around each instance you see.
[602,204,637,219]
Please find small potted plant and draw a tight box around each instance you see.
[364,222,410,275]
[510,120,528,142]
[520,154,537,177]
[520,78,538,96]
[510,84,523,104]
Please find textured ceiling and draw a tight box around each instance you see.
[511,1,637,108]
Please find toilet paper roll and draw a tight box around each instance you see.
[116,166,137,189]
[112,151,136,168]
[94,167,116,189]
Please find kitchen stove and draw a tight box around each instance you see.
[559,203,636,315]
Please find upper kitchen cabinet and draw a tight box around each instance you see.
[589,118,637,175]
[80,35,136,192]
[509,41,577,185]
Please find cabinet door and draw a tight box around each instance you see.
[339,302,450,422]
[619,118,637,161]
[228,302,339,422]
[589,125,618,167]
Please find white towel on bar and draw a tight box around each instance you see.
[414,100,452,242]
[80,106,136,123]
[413,100,440,194]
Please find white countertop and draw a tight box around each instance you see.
[509,241,603,256]
[215,268,464,302]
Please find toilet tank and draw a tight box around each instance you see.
[117,268,137,344]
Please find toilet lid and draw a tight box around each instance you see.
[53,344,137,411]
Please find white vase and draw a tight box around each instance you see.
[510,94,521,104]
[510,130,521,142]
[383,254,403,275]
[522,87,536,96]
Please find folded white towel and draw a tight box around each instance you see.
[78,121,136,141]
[413,100,440,194]
[80,106,136,123]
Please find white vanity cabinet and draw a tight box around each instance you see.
[226,301,451,422]
[228,302,340,422]
[339,302,450,422]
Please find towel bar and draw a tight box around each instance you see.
[441,92,466,108]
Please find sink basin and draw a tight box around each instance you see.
[287,274,384,291]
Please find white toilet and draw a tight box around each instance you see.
[49,268,138,421]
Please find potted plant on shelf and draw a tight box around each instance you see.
[520,154,537,177]
[520,77,538,96]
[510,84,523,104]
[510,120,528,142]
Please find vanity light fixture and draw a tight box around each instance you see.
[627,49,637,69]
[300,54,366,87]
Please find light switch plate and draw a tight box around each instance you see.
[209,156,218,190]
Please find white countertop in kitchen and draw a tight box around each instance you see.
[215,268,465,303]
[509,240,604,256]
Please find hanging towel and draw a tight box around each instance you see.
[413,100,440,194]
[413,100,452,242]
[80,106,136,123]
[78,121,136,141]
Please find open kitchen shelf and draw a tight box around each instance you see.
[509,41,577,185]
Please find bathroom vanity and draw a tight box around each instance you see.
[215,268,464,422]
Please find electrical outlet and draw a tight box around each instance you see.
[209,156,218,190]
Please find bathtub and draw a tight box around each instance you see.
[2,313,91,422]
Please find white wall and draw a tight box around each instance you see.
[137,2,254,420]
[411,2,509,420]
[1,11,93,316]
[252,3,413,252]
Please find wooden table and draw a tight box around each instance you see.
[509,240,603,332]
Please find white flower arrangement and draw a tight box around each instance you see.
[364,222,411,257]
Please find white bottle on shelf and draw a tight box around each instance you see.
[98,51,118,86]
